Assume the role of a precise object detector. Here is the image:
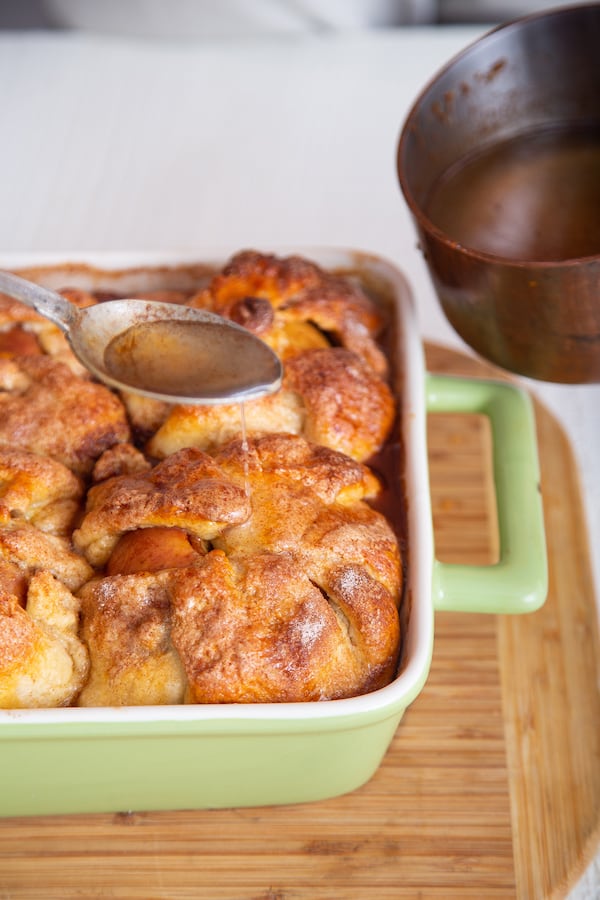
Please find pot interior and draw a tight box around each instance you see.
[399,3,600,261]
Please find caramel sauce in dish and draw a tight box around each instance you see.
[425,124,600,261]
[104,319,281,403]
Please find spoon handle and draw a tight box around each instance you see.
[0,270,77,332]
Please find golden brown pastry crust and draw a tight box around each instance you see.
[0,572,89,708]
[77,434,401,705]
[0,253,403,708]
[74,447,251,567]
[118,392,172,443]
[146,385,304,459]
[192,249,389,376]
[213,434,400,601]
[171,550,389,703]
[0,447,84,535]
[148,251,395,463]
[0,356,130,475]
[77,571,185,707]
[0,449,91,610]
[147,347,394,464]
[91,442,152,483]
[0,521,93,592]
[283,348,395,461]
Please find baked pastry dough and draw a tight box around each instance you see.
[148,251,394,463]
[73,447,251,567]
[0,571,88,708]
[77,434,401,705]
[171,549,398,703]
[147,347,394,462]
[0,356,130,475]
[77,570,186,707]
[0,449,92,596]
[0,252,403,707]
[0,447,84,535]
[0,522,93,593]
[191,250,389,377]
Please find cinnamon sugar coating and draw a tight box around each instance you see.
[77,571,186,707]
[74,447,251,567]
[284,348,395,461]
[0,253,403,708]
[0,447,84,534]
[147,347,394,464]
[0,522,93,592]
[0,448,92,615]
[171,550,398,703]
[0,572,89,708]
[150,251,395,463]
[79,434,401,704]
[0,356,130,475]
[192,249,389,376]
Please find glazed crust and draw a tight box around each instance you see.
[148,251,394,463]
[170,550,398,703]
[146,385,305,459]
[79,434,401,704]
[0,253,403,708]
[284,348,395,461]
[0,572,89,708]
[0,447,84,535]
[73,447,251,567]
[77,571,186,707]
[0,356,130,475]
[147,347,394,463]
[193,250,388,375]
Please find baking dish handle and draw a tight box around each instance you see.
[426,373,547,614]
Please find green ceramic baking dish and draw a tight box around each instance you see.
[0,248,547,817]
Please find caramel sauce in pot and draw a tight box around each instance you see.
[425,124,600,262]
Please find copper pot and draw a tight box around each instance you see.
[397,3,600,383]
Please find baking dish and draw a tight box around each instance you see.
[0,248,547,817]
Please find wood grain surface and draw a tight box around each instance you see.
[0,344,598,900]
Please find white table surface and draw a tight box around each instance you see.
[0,24,597,896]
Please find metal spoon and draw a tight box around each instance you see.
[0,270,282,404]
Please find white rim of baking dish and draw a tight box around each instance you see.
[0,247,434,727]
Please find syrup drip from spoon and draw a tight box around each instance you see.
[239,401,251,499]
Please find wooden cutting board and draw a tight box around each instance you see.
[0,344,598,900]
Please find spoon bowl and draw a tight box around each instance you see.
[0,270,283,404]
